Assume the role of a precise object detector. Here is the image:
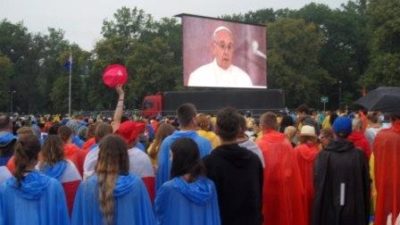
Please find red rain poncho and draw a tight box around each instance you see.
[373,120,400,225]
[348,131,371,159]
[257,130,306,225]
[295,143,319,224]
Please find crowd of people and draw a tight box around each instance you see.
[0,85,399,225]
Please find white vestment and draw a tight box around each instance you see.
[188,59,253,88]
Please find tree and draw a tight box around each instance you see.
[267,18,331,107]
[50,76,69,113]
[88,7,181,110]
[222,8,276,24]
[102,7,154,40]
[152,18,182,74]
[32,28,70,113]
[0,19,90,113]
[1,21,45,113]
[362,0,400,88]
[294,2,370,108]
[0,54,13,111]
[126,36,181,107]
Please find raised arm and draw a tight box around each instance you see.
[112,84,124,132]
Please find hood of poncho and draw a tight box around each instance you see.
[172,176,214,205]
[113,174,136,197]
[6,171,50,200]
[297,144,319,162]
[261,130,287,144]
[169,130,198,140]
[347,131,366,143]
[324,139,355,153]
[40,160,67,180]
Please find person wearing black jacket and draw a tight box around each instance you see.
[313,117,370,225]
[204,107,263,225]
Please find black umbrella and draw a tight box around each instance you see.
[355,87,400,112]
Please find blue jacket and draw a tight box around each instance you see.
[0,171,70,225]
[155,176,220,225]
[156,130,212,190]
[71,174,156,225]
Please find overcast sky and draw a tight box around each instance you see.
[1,0,348,51]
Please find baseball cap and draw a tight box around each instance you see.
[332,117,352,137]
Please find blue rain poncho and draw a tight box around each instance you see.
[155,176,220,225]
[0,171,70,225]
[156,131,212,190]
[40,160,67,179]
[0,132,16,166]
[71,174,156,225]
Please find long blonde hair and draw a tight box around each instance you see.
[95,134,129,225]
[148,122,175,160]
[40,135,64,166]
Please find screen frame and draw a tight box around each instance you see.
[178,13,268,89]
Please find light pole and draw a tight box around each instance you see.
[338,80,342,109]
[8,90,16,114]
[67,52,72,117]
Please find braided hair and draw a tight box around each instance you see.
[95,134,129,225]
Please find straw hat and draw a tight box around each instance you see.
[299,125,316,137]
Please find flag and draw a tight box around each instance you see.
[64,54,73,71]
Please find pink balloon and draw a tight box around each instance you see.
[102,64,128,88]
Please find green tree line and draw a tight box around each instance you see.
[0,0,399,114]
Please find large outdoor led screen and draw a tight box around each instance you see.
[182,14,267,89]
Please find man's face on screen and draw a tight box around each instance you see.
[212,30,234,70]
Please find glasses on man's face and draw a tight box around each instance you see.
[214,41,234,51]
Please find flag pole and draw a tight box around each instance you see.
[68,52,72,117]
